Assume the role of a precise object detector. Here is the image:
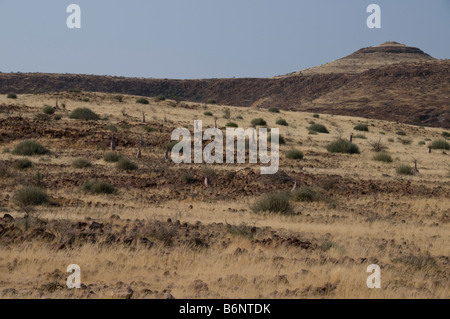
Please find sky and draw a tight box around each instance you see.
[0,0,449,79]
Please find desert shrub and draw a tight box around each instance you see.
[7,93,17,99]
[396,165,414,175]
[268,134,286,145]
[12,141,50,156]
[418,141,426,146]
[14,187,48,206]
[431,140,450,150]
[103,152,122,163]
[155,95,166,101]
[251,118,267,126]
[369,139,388,152]
[286,149,304,160]
[223,108,231,119]
[396,130,407,136]
[13,159,33,170]
[388,138,394,143]
[251,192,293,215]
[136,97,149,104]
[72,158,92,169]
[226,122,238,128]
[207,99,216,104]
[313,114,320,119]
[269,107,280,113]
[42,105,55,115]
[106,124,118,132]
[142,126,155,132]
[113,95,124,103]
[82,97,90,102]
[399,138,412,145]
[293,187,323,202]
[116,159,138,171]
[442,132,450,139]
[353,134,367,139]
[202,167,216,178]
[308,124,329,134]
[227,223,255,239]
[276,119,288,126]
[204,111,213,116]
[236,115,243,120]
[326,139,360,154]
[82,180,116,194]
[69,108,100,120]
[226,171,236,180]
[166,141,180,151]
[372,152,393,163]
[354,124,369,132]
[308,121,315,125]
[182,173,197,184]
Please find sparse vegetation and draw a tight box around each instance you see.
[268,134,286,145]
[69,108,100,120]
[293,187,324,202]
[13,159,33,170]
[353,134,367,139]
[116,159,138,171]
[286,149,304,160]
[223,108,231,119]
[226,122,238,128]
[372,152,393,163]
[72,158,92,169]
[104,152,122,163]
[396,165,414,175]
[42,105,55,115]
[204,111,213,117]
[82,180,116,194]
[136,97,149,104]
[313,114,320,119]
[442,132,450,139]
[308,124,329,134]
[354,124,369,132]
[418,141,426,146]
[369,139,388,152]
[326,139,360,154]
[207,99,217,104]
[7,93,17,99]
[182,173,197,184]
[396,130,407,136]
[276,119,288,126]
[251,192,293,215]
[431,140,450,150]
[251,118,267,126]
[12,141,50,156]
[155,95,166,101]
[269,107,280,113]
[13,187,48,206]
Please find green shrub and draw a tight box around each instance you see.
[104,152,122,163]
[42,105,55,115]
[251,118,267,126]
[204,111,213,117]
[418,141,426,146]
[293,187,323,202]
[236,115,243,120]
[399,138,412,145]
[388,138,394,143]
[442,132,450,139]
[207,99,216,104]
[12,141,50,156]
[353,134,367,139]
[308,124,329,134]
[313,114,320,119]
[72,158,92,169]
[82,97,90,102]
[136,97,149,104]
[431,140,450,150]
[354,124,369,132]
[166,141,180,151]
[82,180,116,194]
[308,121,315,125]
[226,122,238,128]
[372,152,393,163]
[251,192,293,215]
[276,119,288,126]
[14,187,48,206]
[143,126,156,132]
[269,107,280,113]
[396,130,407,136]
[13,159,33,170]
[286,149,304,160]
[155,95,166,101]
[69,108,100,120]
[182,173,197,184]
[223,108,231,119]
[396,165,414,175]
[268,134,286,145]
[326,139,360,154]
[7,93,17,99]
[116,159,138,171]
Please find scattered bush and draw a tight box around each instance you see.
[13,187,48,206]
[418,141,426,146]
[251,118,267,126]
[431,140,450,150]
[69,108,100,120]
[207,99,216,104]
[12,140,50,156]
[82,97,90,102]
[226,122,238,128]
[269,107,280,113]
[251,192,293,215]
[268,134,286,145]
[166,141,180,151]
[396,130,407,136]
[399,138,412,145]
[155,95,166,101]
[372,152,393,163]
[312,114,320,119]
[182,173,197,184]
[293,187,323,202]
[369,139,388,152]
[286,149,304,160]
[354,124,369,132]
[42,105,55,115]
[143,126,156,132]
[202,167,216,178]
[116,159,138,171]
[326,139,360,154]
[236,115,243,120]
[276,119,288,126]
[13,159,33,170]
[103,152,122,163]
[82,180,116,194]
[223,108,231,119]
[72,158,92,169]
[442,132,450,139]
[353,134,367,139]
[396,165,414,175]
[114,95,124,103]
[388,138,394,143]
[7,93,17,99]
[308,124,329,134]
[204,111,213,117]
[136,97,149,104]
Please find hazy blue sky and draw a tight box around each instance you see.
[0,0,449,79]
